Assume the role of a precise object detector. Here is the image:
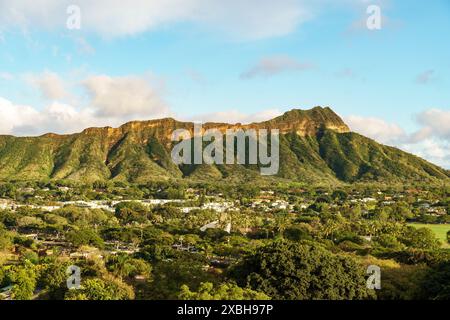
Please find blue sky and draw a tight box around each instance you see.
[0,0,449,167]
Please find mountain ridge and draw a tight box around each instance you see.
[7,106,349,140]
[0,106,448,184]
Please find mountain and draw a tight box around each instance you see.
[0,106,448,184]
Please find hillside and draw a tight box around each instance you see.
[0,107,448,184]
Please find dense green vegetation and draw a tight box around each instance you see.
[0,108,447,184]
[0,107,448,300]
[0,181,449,300]
[408,224,450,248]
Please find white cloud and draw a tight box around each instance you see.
[345,110,450,168]
[0,0,314,40]
[0,93,282,136]
[241,55,314,79]
[10,102,96,136]
[82,75,170,119]
[0,73,172,136]
[0,97,99,136]
[400,140,450,169]
[415,109,450,140]
[194,0,310,40]
[344,115,405,144]
[26,71,69,101]
[0,97,39,135]
[0,0,378,40]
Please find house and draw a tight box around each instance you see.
[24,233,39,241]
[0,199,11,210]
[271,200,290,210]
[202,202,236,213]
[419,203,431,209]
[180,207,201,213]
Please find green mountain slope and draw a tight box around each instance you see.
[0,107,448,184]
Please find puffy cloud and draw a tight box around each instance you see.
[82,75,170,119]
[241,55,314,79]
[0,73,172,136]
[10,102,95,136]
[194,0,310,40]
[0,98,105,136]
[415,109,450,140]
[345,109,450,168]
[0,97,39,135]
[400,140,450,169]
[0,0,312,40]
[0,92,282,136]
[26,71,69,101]
[344,115,405,144]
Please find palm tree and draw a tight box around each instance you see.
[108,254,132,278]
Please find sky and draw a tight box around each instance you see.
[0,0,449,168]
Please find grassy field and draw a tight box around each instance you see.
[408,223,450,248]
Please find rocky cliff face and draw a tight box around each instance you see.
[41,107,349,150]
[0,107,447,184]
[74,106,350,145]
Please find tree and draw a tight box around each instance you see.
[230,240,373,300]
[139,244,174,262]
[332,190,348,202]
[274,211,289,237]
[179,282,270,300]
[21,250,39,264]
[419,262,450,300]
[65,228,104,248]
[392,202,414,221]
[400,227,441,250]
[148,252,215,299]
[10,262,37,300]
[106,254,152,279]
[0,183,16,198]
[284,225,312,242]
[0,224,13,250]
[17,216,44,230]
[374,234,404,250]
[39,260,70,299]
[142,226,174,246]
[65,276,135,300]
[115,202,149,224]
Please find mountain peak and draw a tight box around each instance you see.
[259,106,350,136]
